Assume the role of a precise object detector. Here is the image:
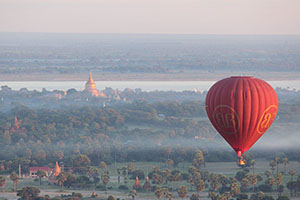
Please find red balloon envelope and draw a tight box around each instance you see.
[205,76,278,157]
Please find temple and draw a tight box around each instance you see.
[11,116,26,133]
[84,72,99,97]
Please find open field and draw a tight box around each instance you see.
[1,160,299,200]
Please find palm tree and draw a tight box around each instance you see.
[128,189,137,200]
[230,182,240,197]
[250,160,256,174]
[194,179,205,195]
[192,150,204,170]
[166,159,174,169]
[127,162,135,174]
[190,193,200,200]
[99,161,107,171]
[269,161,276,175]
[267,177,275,191]
[209,173,220,191]
[241,178,249,191]
[117,168,121,183]
[282,157,288,174]
[165,191,173,200]
[0,176,5,192]
[264,170,272,178]
[155,186,163,199]
[36,170,46,185]
[274,157,281,174]
[247,174,257,192]
[101,172,110,186]
[177,185,188,200]
[10,172,18,192]
[275,172,283,196]
[288,170,296,181]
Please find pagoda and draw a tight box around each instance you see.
[84,72,99,97]
[132,176,142,189]
[52,161,61,177]
[143,176,152,191]
[11,116,25,133]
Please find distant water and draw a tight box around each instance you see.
[0,81,299,92]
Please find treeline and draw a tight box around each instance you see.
[0,100,299,174]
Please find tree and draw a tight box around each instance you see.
[155,187,163,199]
[250,160,256,174]
[275,172,282,193]
[99,161,107,170]
[288,170,296,181]
[0,176,5,192]
[264,170,272,179]
[210,173,220,191]
[247,174,258,192]
[152,173,164,185]
[192,150,204,169]
[231,182,240,197]
[274,157,281,174]
[194,179,205,195]
[282,158,288,174]
[177,186,188,200]
[241,178,249,191]
[10,172,18,192]
[101,172,110,186]
[17,186,40,200]
[190,193,200,200]
[36,170,46,185]
[57,172,67,188]
[166,159,174,169]
[286,181,297,197]
[128,162,135,174]
[128,189,137,200]
[64,173,76,188]
[107,196,115,200]
[269,161,276,175]
[267,177,275,191]
[165,191,173,200]
[71,154,91,173]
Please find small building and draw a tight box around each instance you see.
[29,167,52,178]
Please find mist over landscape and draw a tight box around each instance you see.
[0,33,300,80]
[0,33,300,200]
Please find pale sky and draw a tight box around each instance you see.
[0,0,300,34]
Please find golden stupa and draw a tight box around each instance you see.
[84,72,99,97]
[53,161,61,177]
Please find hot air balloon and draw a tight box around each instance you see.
[205,76,278,164]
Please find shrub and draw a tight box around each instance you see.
[96,183,107,191]
[130,169,145,180]
[107,196,115,200]
[118,185,129,190]
[257,184,273,192]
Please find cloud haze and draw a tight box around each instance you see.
[1,0,300,34]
